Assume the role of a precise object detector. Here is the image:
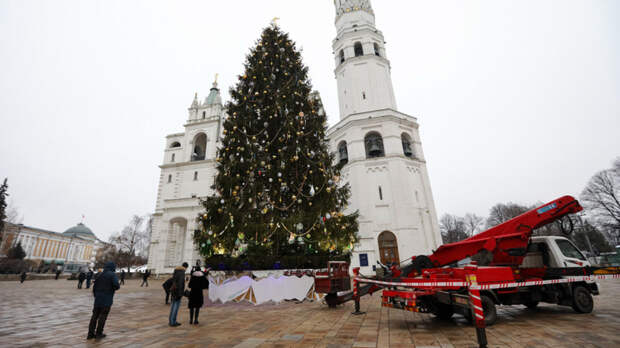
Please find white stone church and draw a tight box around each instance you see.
[147,0,442,274]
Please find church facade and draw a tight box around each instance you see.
[147,0,441,274]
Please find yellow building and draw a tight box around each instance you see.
[0,222,106,272]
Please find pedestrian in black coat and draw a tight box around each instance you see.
[55,269,61,280]
[78,271,86,289]
[86,269,94,289]
[162,277,174,304]
[141,270,150,287]
[187,270,209,325]
[120,269,125,285]
[168,262,188,327]
[20,271,27,283]
[87,261,120,340]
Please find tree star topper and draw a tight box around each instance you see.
[271,17,280,26]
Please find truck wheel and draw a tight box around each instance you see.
[433,303,454,320]
[525,301,539,310]
[325,293,339,308]
[571,286,593,313]
[481,295,497,326]
[464,296,497,326]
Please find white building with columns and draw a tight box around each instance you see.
[147,0,441,274]
[147,82,225,273]
[1,222,106,272]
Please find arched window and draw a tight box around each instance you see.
[170,141,181,148]
[339,49,345,64]
[374,43,380,56]
[378,231,400,265]
[354,42,363,57]
[401,133,414,158]
[193,171,198,181]
[364,132,385,158]
[171,153,175,162]
[167,174,172,183]
[338,141,348,165]
[191,133,207,161]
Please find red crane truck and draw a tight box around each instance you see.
[315,195,620,347]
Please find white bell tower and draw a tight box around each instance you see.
[328,0,442,273]
[333,0,397,119]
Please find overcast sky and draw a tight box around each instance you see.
[1,0,618,242]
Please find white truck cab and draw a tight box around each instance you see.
[522,236,591,269]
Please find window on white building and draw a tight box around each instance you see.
[194,171,198,181]
[167,174,172,183]
[192,133,207,161]
[374,43,381,56]
[364,132,385,158]
[171,153,175,162]
[354,42,363,57]
[401,133,414,158]
[338,141,348,165]
[339,49,345,64]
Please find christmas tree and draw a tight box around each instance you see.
[194,24,358,259]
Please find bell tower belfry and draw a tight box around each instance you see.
[328,0,442,273]
[333,0,396,118]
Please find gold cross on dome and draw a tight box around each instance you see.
[271,17,280,26]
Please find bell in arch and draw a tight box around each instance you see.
[368,142,382,157]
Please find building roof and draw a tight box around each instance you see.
[205,81,222,106]
[63,222,96,240]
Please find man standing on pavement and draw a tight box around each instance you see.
[78,270,86,289]
[120,269,125,285]
[168,262,188,327]
[86,268,94,289]
[87,261,120,340]
[140,269,150,287]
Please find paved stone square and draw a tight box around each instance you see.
[1,278,619,347]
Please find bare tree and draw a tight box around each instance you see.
[581,160,620,245]
[439,214,469,244]
[5,201,23,225]
[486,202,530,228]
[109,215,149,271]
[463,213,484,235]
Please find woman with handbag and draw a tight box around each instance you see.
[187,269,209,325]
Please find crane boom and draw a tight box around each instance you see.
[414,195,583,271]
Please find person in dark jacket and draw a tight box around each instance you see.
[120,269,125,285]
[162,277,174,304]
[20,271,27,283]
[87,261,120,340]
[187,270,209,325]
[168,262,188,327]
[86,269,94,288]
[78,271,86,289]
[140,270,150,287]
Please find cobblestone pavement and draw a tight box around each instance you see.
[1,278,619,348]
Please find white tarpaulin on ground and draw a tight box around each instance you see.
[208,274,322,305]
